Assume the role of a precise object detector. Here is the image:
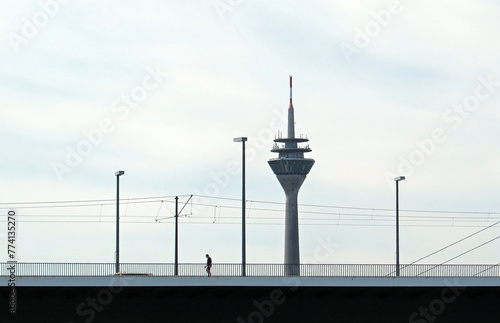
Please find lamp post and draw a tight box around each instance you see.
[233,137,247,277]
[115,170,125,274]
[394,176,405,277]
[174,196,178,276]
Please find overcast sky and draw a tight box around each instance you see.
[1,0,500,269]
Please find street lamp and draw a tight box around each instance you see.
[233,137,247,277]
[174,196,179,276]
[115,170,125,274]
[394,176,405,277]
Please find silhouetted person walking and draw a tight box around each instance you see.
[205,254,212,277]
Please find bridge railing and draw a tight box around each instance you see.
[0,263,499,277]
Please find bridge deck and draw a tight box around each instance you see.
[8,275,500,287]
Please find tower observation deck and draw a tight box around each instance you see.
[268,76,314,275]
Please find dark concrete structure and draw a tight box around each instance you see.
[3,284,499,323]
[268,76,314,275]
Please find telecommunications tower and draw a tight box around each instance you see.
[268,76,315,276]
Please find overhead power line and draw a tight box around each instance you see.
[1,193,499,215]
[1,194,499,228]
[194,195,500,215]
[0,195,182,207]
[8,219,500,228]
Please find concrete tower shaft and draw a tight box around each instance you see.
[276,174,306,267]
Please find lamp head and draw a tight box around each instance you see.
[115,171,125,176]
[233,137,247,142]
[394,176,405,182]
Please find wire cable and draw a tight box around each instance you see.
[406,219,500,266]
[2,193,499,216]
[417,235,500,276]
